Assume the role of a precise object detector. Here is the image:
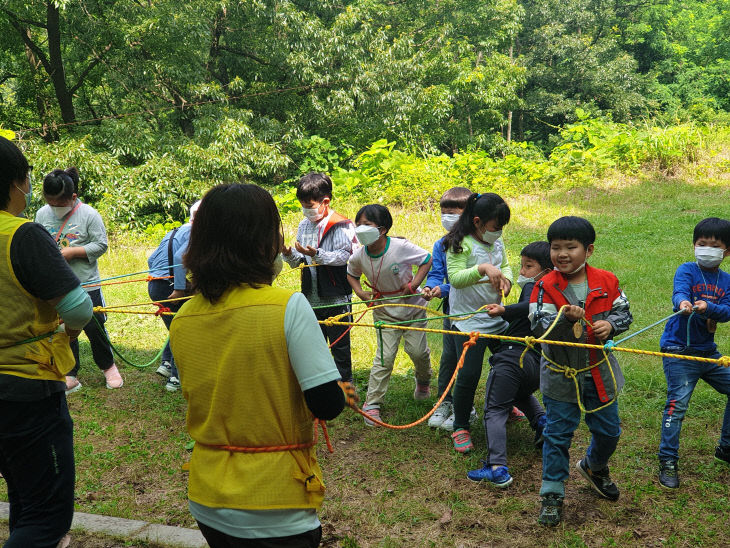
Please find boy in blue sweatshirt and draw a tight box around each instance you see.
[658,217,730,488]
[423,187,472,429]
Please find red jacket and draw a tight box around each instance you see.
[529,264,632,404]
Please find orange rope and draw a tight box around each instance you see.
[196,419,333,454]
[351,332,479,429]
[84,275,173,288]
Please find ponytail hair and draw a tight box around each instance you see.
[43,168,77,201]
[442,192,510,254]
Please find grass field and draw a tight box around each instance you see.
[3,150,729,547]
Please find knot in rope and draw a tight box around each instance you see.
[464,332,479,348]
[719,356,730,368]
[603,340,616,353]
[323,317,335,327]
[563,367,578,379]
[153,302,172,316]
[524,335,537,349]
[374,321,386,329]
[338,381,359,408]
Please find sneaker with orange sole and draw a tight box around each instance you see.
[103,364,124,389]
[508,406,526,422]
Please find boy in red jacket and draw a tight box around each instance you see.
[529,216,632,526]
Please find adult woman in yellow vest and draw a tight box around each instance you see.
[170,183,346,548]
[0,137,93,546]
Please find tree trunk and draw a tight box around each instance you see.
[46,1,75,124]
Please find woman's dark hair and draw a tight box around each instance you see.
[694,217,730,248]
[43,168,78,200]
[443,192,510,253]
[184,184,282,302]
[355,204,393,234]
[547,216,595,247]
[0,136,30,210]
[521,241,552,271]
[296,172,333,202]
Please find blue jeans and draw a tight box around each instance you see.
[658,350,730,462]
[540,385,621,497]
[148,279,184,377]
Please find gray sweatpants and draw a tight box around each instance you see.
[483,345,545,466]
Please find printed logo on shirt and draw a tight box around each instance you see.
[390,264,400,275]
[691,282,725,302]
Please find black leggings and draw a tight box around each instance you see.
[68,289,114,376]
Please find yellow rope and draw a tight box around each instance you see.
[93,301,730,369]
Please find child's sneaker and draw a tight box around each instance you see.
[413,382,431,401]
[534,415,547,448]
[427,401,453,428]
[467,461,513,488]
[715,445,730,465]
[156,361,173,378]
[65,376,82,394]
[537,494,563,526]
[577,458,620,500]
[451,428,473,453]
[658,460,679,489]
[441,407,478,432]
[103,364,124,389]
[508,406,526,422]
[362,403,381,427]
[165,377,181,392]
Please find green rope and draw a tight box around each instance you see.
[310,293,423,310]
[93,316,167,369]
[81,264,183,287]
[0,329,58,350]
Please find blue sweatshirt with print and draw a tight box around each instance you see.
[660,262,730,352]
[425,237,450,313]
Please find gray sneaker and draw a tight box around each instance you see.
[156,361,173,379]
[427,401,453,428]
[441,407,479,432]
[165,377,181,392]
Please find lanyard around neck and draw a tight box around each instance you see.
[54,201,82,243]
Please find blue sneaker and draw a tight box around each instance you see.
[467,461,513,488]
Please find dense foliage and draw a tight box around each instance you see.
[1,1,728,227]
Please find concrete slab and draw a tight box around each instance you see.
[0,502,207,547]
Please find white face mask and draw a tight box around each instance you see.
[481,228,502,245]
[272,253,284,279]
[695,246,725,268]
[51,205,73,219]
[302,204,324,222]
[441,213,460,232]
[355,225,381,246]
[516,269,550,288]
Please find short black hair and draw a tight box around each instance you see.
[184,184,282,303]
[355,204,392,233]
[440,186,471,210]
[693,217,730,248]
[296,172,333,202]
[521,241,552,270]
[43,169,76,200]
[547,216,596,247]
[0,136,30,210]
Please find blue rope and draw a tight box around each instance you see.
[81,264,184,286]
[611,309,686,348]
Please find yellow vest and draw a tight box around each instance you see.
[0,212,74,380]
[170,284,326,510]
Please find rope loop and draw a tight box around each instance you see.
[153,302,172,316]
[563,367,578,379]
[719,356,730,368]
[603,340,616,353]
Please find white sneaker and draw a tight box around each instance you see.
[427,401,453,428]
[156,361,172,379]
[165,377,181,392]
[441,407,478,432]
